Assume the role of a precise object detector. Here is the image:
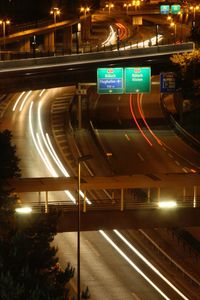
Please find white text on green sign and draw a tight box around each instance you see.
[125,67,151,93]
[97,68,124,94]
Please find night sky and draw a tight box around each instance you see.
[0,1,99,23]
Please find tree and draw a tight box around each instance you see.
[170,50,200,98]
[0,130,75,299]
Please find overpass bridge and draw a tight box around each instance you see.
[0,42,194,93]
[6,173,200,231]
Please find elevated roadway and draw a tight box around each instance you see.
[8,173,200,231]
[0,42,194,93]
[6,173,200,192]
[13,207,200,232]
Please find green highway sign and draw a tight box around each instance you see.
[97,68,124,94]
[124,67,151,93]
[160,5,170,14]
[171,4,180,14]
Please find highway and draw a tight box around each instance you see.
[1,86,200,299]
[0,9,199,299]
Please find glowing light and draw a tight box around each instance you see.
[114,230,189,300]
[137,93,162,145]
[19,90,32,112]
[15,206,32,213]
[129,93,152,146]
[12,91,25,111]
[99,230,170,300]
[158,201,177,208]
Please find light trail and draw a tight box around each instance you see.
[99,230,170,300]
[29,102,58,176]
[19,90,32,112]
[114,230,189,300]
[137,93,162,145]
[101,25,116,46]
[129,93,152,146]
[12,91,25,111]
[24,89,190,299]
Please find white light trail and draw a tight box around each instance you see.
[12,91,25,111]
[29,101,58,177]
[114,230,188,300]
[99,230,170,300]
[39,89,46,97]
[19,90,32,112]
[27,90,188,299]
[102,25,116,46]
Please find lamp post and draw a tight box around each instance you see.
[50,7,60,54]
[170,22,177,43]
[190,5,199,21]
[123,3,132,14]
[80,6,90,17]
[77,154,93,300]
[0,19,10,49]
[80,6,90,43]
[106,2,114,15]
[50,7,61,24]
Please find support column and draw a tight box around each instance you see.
[147,188,151,203]
[193,186,197,208]
[83,191,87,212]
[19,38,31,52]
[81,15,91,42]
[63,26,72,54]
[44,32,55,53]
[120,189,124,211]
[45,191,49,213]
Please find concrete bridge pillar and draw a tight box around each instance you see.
[81,15,91,42]
[19,38,31,52]
[44,32,55,53]
[63,26,72,54]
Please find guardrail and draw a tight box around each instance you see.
[17,195,200,214]
[0,42,195,71]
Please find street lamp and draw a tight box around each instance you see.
[105,2,114,15]
[123,2,132,14]
[77,154,93,300]
[132,0,140,10]
[80,6,90,17]
[190,5,199,21]
[170,22,177,43]
[50,7,61,24]
[0,19,10,49]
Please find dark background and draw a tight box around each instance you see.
[0,0,100,23]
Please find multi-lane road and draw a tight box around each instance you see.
[1,83,200,299]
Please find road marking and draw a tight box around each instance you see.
[131,293,141,300]
[137,152,144,162]
[182,167,188,173]
[175,160,180,166]
[85,239,100,257]
[125,133,131,141]
[168,153,173,158]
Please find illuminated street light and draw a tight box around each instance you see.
[190,5,199,21]
[132,0,140,10]
[15,206,32,214]
[0,19,10,49]
[105,2,114,15]
[77,154,93,300]
[50,7,61,24]
[167,15,172,22]
[80,6,90,17]
[123,2,132,14]
[158,201,177,208]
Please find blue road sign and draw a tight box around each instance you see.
[160,72,176,93]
